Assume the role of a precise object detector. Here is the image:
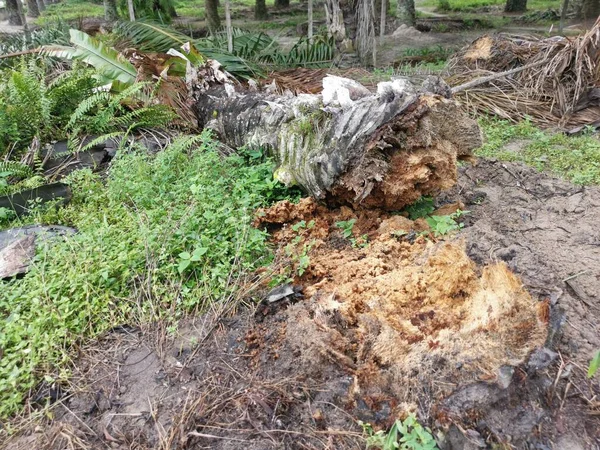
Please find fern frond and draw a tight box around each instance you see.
[0,161,34,179]
[80,132,125,153]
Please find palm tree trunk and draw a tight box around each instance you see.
[25,0,39,17]
[504,0,527,12]
[103,0,119,21]
[581,0,600,19]
[308,0,313,40]
[127,0,136,21]
[194,77,481,210]
[255,0,268,20]
[225,0,233,52]
[205,0,221,33]
[397,0,415,26]
[379,0,386,37]
[559,0,569,33]
[324,0,346,43]
[6,0,23,25]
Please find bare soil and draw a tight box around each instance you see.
[3,158,600,450]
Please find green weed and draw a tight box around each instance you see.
[361,414,438,450]
[0,132,298,418]
[478,118,600,185]
[421,0,560,12]
[426,210,467,237]
[589,351,600,378]
[335,219,356,239]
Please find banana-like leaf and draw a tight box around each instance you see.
[43,30,137,85]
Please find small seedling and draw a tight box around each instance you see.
[178,246,209,274]
[426,210,469,237]
[404,197,435,220]
[336,219,356,239]
[589,350,600,378]
[360,414,438,450]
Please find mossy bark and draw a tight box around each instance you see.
[205,0,221,33]
[104,0,119,20]
[504,0,527,12]
[194,77,482,210]
[6,0,23,25]
[255,0,268,20]
[25,0,39,17]
[396,0,415,26]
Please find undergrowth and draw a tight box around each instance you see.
[361,414,438,450]
[0,132,299,418]
[478,118,600,185]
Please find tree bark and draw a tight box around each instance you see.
[559,0,569,33]
[25,0,39,17]
[104,0,119,21]
[225,0,233,52]
[6,0,23,25]
[581,0,600,19]
[397,0,415,26]
[379,0,386,37]
[274,0,289,8]
[324,0,347,44]
[255,0,268,20]
[127,0,136,20]
[205,0,221,33]
[504,0,527,13]
[308,0,313,40]
[194,76,482,210]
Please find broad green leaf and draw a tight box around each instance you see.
[178,259,191,274]
[191,247,208,261]
[44,30,136,85]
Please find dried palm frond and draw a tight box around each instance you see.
[448,18,600,129]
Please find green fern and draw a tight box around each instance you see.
[65,82,175,150]
[0,161,34,179]
[0,60,98,159]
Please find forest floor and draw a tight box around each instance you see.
[4,154,600,449]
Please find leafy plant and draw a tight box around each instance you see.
[404,197,435,220]
[0,131,299,418]
[589,350,600,378]
[361,414,438,450]
[0,20,70,69]
[0,60,98,158]
[65,81,176,150]
[336,219,356,239]
[43,29,137,85]
[426,210,468,237]
[117,0,177,22]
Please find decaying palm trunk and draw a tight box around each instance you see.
[194,76,481,210]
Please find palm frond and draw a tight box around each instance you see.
[116,20,192,53]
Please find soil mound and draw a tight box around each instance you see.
[256,197,547,422]
[4,159,599,450]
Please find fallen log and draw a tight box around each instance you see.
[0,183,71,217]
[194,75,482,210]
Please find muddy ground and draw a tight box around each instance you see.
[3,158,600,450]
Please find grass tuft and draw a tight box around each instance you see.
[478,119,600,185]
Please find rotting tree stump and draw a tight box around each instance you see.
[194,75,482,210]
